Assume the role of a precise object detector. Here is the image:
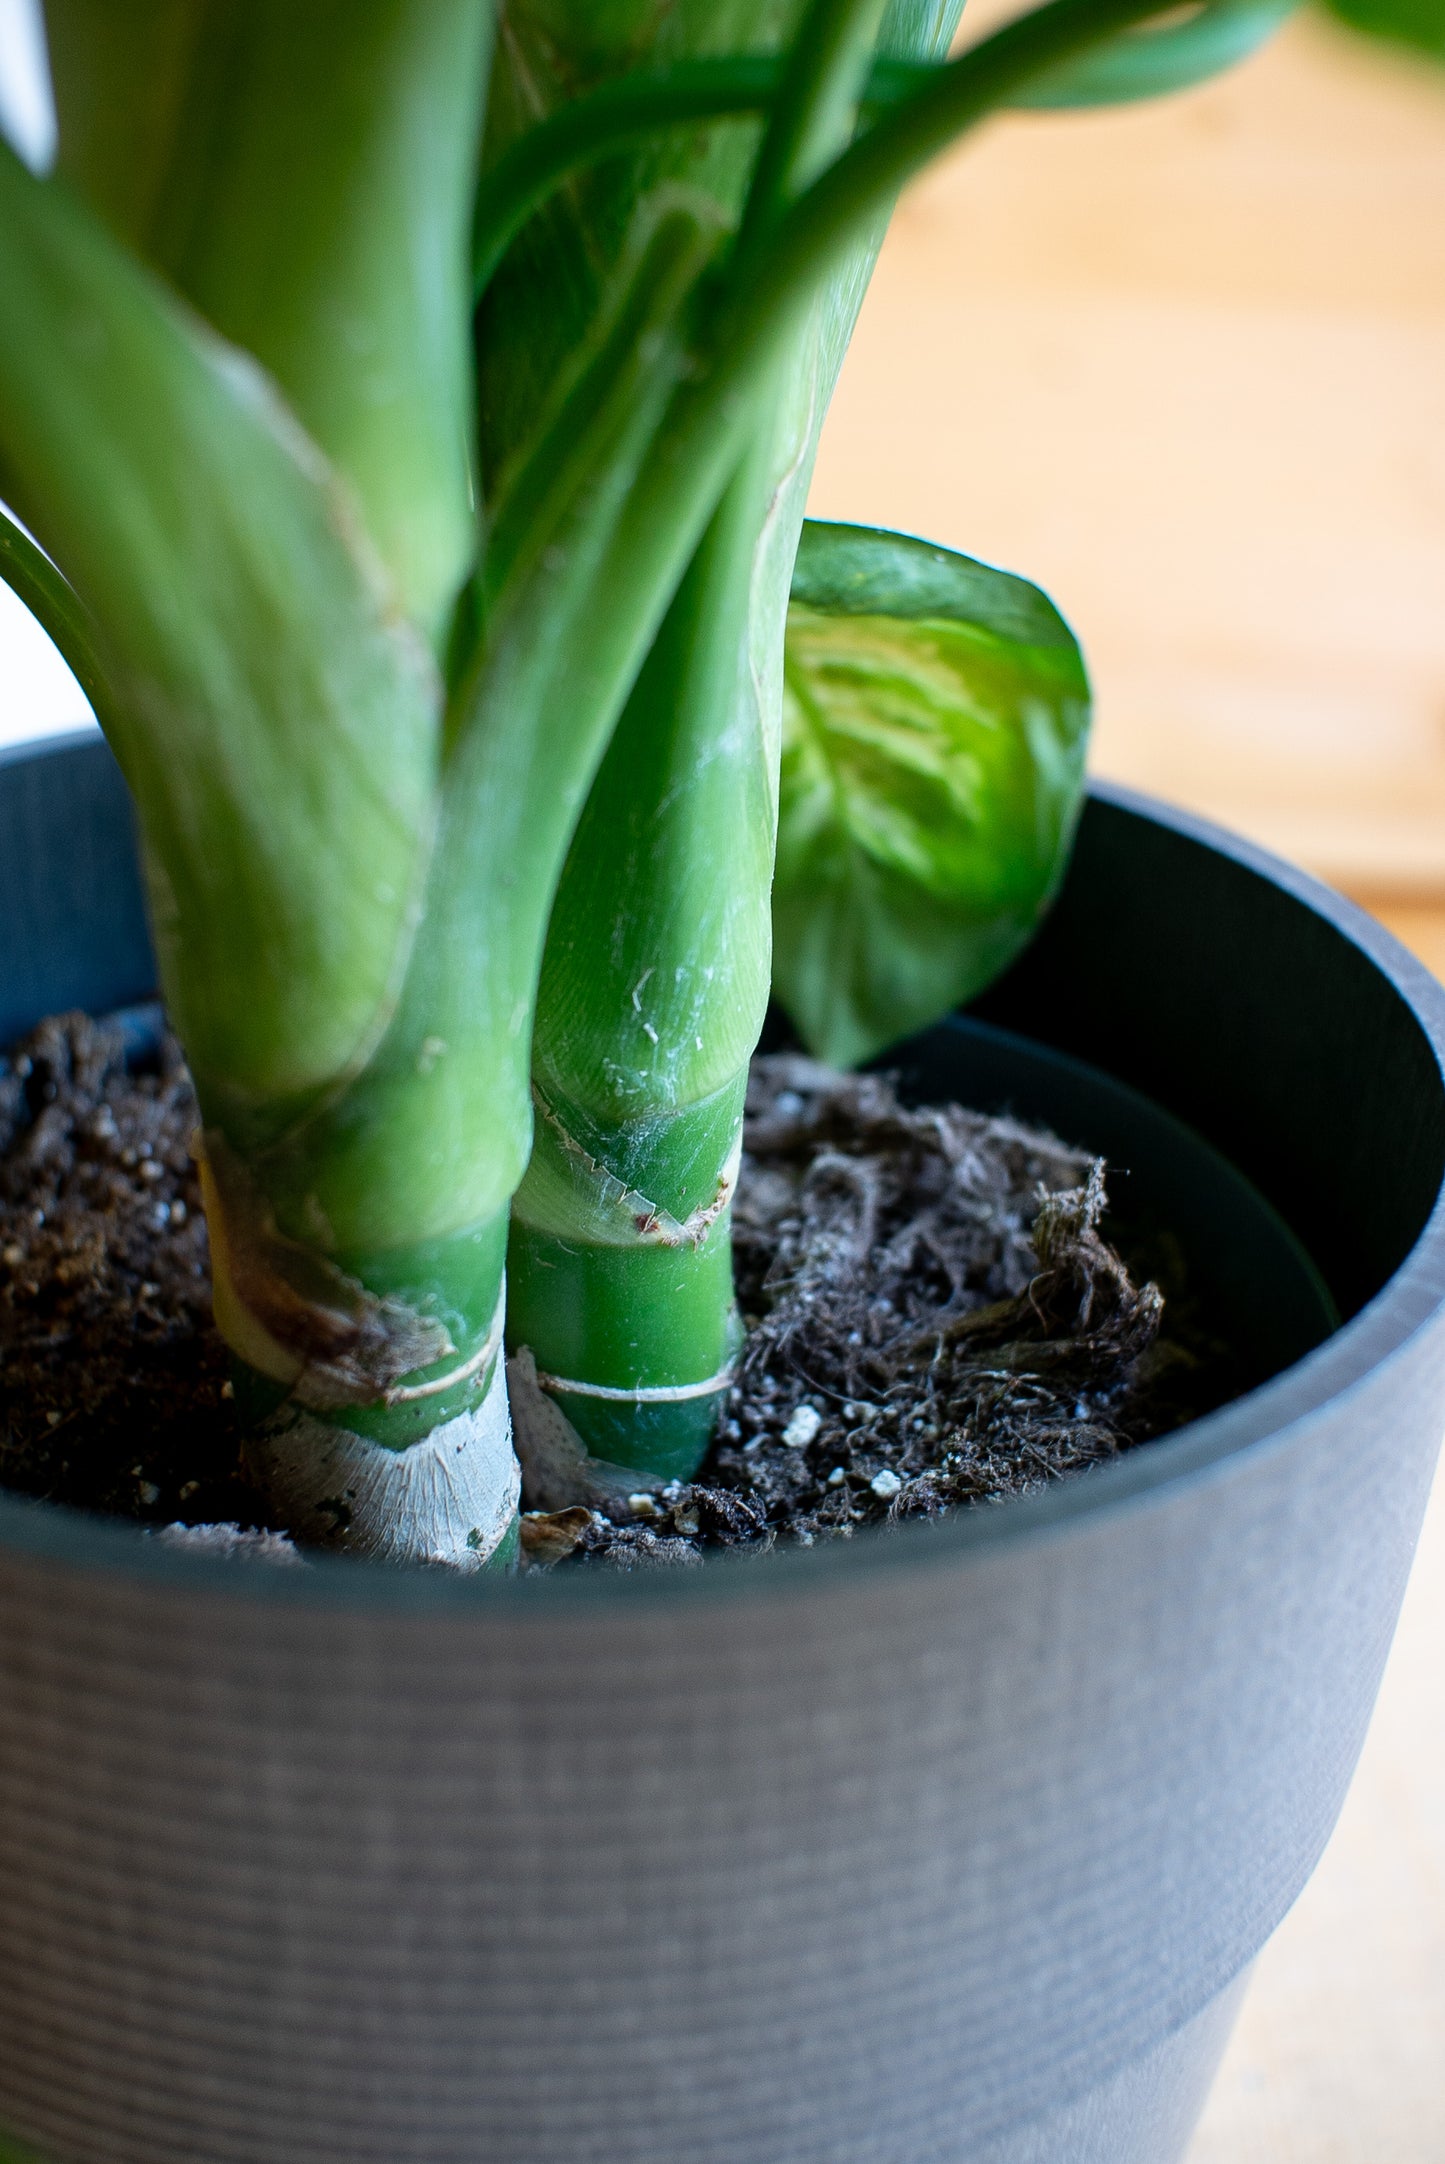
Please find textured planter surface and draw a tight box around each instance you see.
[1,734,1443,2164]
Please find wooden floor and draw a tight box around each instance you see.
[810,16,1445,2159]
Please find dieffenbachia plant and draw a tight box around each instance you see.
[0,0,1293,1565]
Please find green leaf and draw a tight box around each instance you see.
[1321,0,1445,61]
[44,0,491,639]
[0,142,441,1121]
[774,520,1090,1068]
[1013,0,1297,108]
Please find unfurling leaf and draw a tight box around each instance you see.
[774,520,1089,1069]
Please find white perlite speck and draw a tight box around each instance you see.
[869,1468,903,1501]
[782,1403,822,1450]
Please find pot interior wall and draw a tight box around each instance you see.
[973,787,1445,1325]
[891,1014,1337,1395]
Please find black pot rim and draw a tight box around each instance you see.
[4,758,1445,1615]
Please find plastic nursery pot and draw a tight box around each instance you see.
[2,733,1444,2164]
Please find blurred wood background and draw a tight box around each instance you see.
[810,14,1445,2158]
[811,9,1445,910]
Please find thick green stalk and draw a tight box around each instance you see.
[738,0,891,245]
[468,0,1176,953]
[473,58,781,295]
[0,140,441,1118]
[217,202,725,1558]
[0,138,519,1566]
[509,457,776,1478]
[250,209,725,1260]
[19,6,646,1566]
[509,0,968,1487]
[44,0,491,641]
[25,3,504,1485]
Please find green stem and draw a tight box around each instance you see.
[479,206,721,617]
[509,456,776,1482]
[473,59,776,296]
[226,207,734,1540]
[0,98,515,1567]
[476,0,1200,1020]
[197,207,729,1554]
[248,208,726,1265]
[507,1085,747,1483]
[1015,0,1297,105]
[737,0,891,247]
[0,135,443,1124]
[469,0,1191,1062]
[725,0,1201,312]
[506,0,989,1487]
[568,0,1190,672]
[471,53,945,299]
[223,205,726,1558]
[47,0,493,640]
[471,0,1271,299]
[518,0,1175,891]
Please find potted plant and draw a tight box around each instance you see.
[1,4,1443,2160]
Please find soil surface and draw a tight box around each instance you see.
[541,1055,1221,1570]
[0,1013,1225,1568]
[0,1010,259,1528]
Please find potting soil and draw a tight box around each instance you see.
[0,1013,1226,1566]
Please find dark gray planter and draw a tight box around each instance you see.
[1,731,1442,2164]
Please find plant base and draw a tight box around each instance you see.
[244,1370,519,1569]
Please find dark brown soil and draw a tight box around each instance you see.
[0,1009,261,1529]
[0,1014,1224,1567]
